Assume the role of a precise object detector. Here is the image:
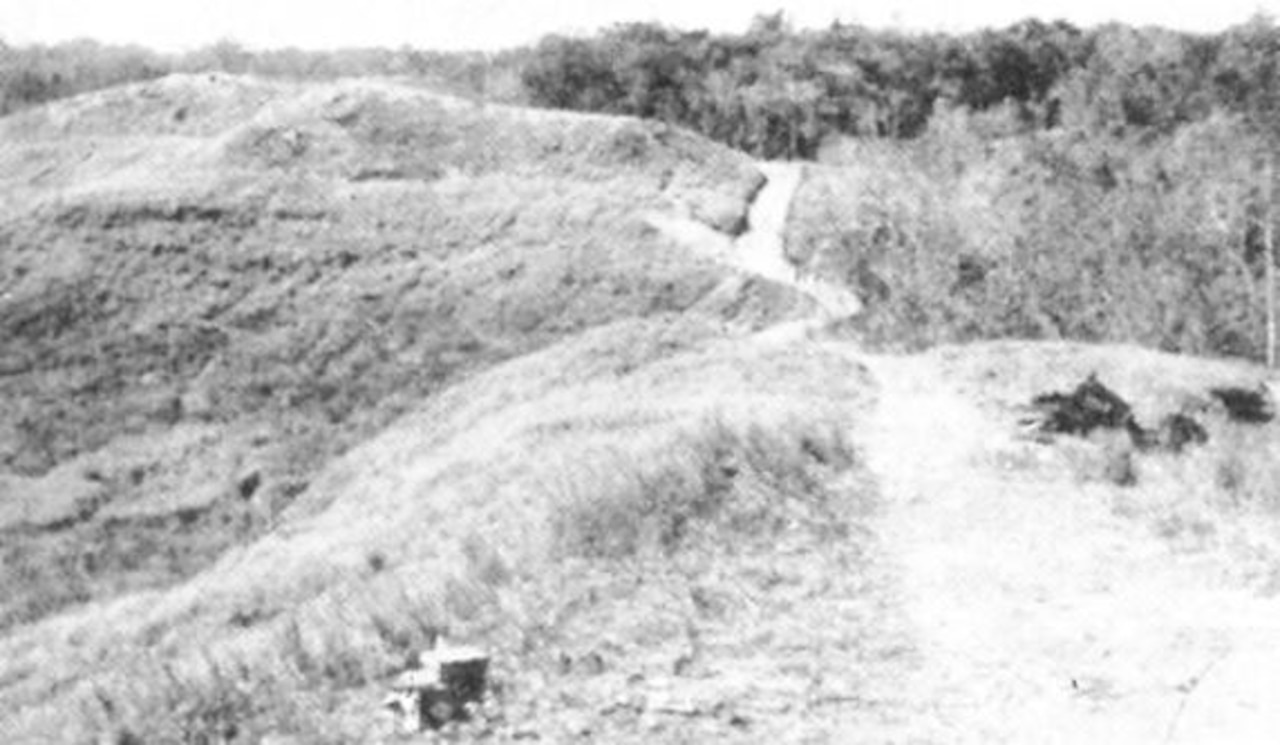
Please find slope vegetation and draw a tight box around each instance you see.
[7,74,1280,745]
[0,74,808,633]
[1,315,892,742]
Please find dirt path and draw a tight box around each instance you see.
[647,161,859,336]
[740,163,861,323]
[856,353,1280,744]
[659,156,1280,742]
[734,163,802,287]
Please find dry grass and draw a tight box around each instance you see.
[1057,429,1140,488]
[26,329,1280,741]
[1126,421,1280,565]
[933,339,1280,586]
[0,75,846,741]
[0,74,795,644]
[0,317,876,742]
[791,119,1271,361]
[547,415,856,561]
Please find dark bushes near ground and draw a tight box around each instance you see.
[1208,386,1276,424]
[1027,374,1142,440]
[1021,373,1272,456]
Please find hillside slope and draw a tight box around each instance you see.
[0,74,815,631]
[0,315,892,742]
[9,328,1280,743]
[6,75,1280,744]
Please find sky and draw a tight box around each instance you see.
[1,0,1278,52]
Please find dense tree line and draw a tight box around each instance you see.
[522,13,1280,158]
[0,39,168,114]
[4,15,1277,155]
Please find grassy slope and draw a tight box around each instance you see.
[0,316,893,742]
[13,329,1271,743]
[0,74,806,632]
[6,75,1280,743]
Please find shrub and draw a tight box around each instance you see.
[792,114,1274,363]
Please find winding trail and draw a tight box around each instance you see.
[647,161,860,327]
[733,163,804,288]
[737,163,862,323]
[658,157,1280,741]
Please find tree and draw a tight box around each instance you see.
[604,23,703,124]
[521,35,622,112]
[1217,14,1280,365]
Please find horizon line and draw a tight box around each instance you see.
[0,10,1270,56]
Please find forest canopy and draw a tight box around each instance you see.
[3,13,1278,158]
[518,12,1280,158]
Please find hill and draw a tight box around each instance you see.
[0,74,818,634]
[5,74,1280,744]
[1,313,884,742]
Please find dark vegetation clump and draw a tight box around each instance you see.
[1208,385,1276,424]
[1024,373,1217,455]
[1026,374,1273,457]
[1026,373,1145,442]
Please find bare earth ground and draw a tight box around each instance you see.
[856,351,1280,744]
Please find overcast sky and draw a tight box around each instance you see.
[1,0,1277,52]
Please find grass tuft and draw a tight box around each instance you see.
[548,415,857,560]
